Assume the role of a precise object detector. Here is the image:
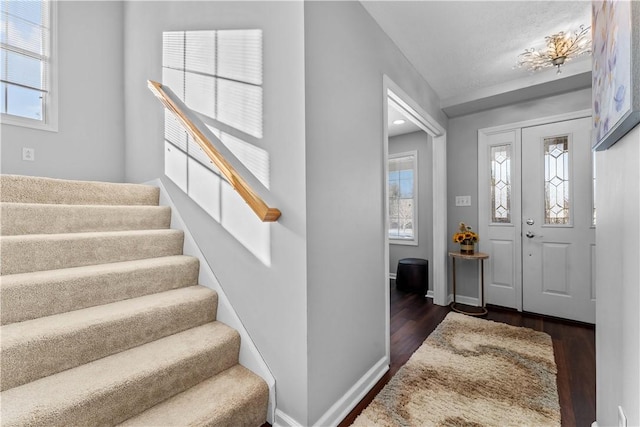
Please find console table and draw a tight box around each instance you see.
[448,251,489,316]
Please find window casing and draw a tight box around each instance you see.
[389,151,418,245]
[1,0,57,131]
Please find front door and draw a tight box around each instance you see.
[521,118,595,323]
[478,116,595,323]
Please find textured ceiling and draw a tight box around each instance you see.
[362,1,593,111]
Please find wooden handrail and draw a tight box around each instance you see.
[147,80,281,222]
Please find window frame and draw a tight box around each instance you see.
[388,150,418,246]
[1,0,58,132]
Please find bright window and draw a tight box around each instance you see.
[1,0,56,130]
[389,151,417,244]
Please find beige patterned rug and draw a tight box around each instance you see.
[352,312,560,426]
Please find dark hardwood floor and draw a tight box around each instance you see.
[338,282,596,427]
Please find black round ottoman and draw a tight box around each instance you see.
[396,258,428,295]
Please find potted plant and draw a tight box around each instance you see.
[452,222,479,254]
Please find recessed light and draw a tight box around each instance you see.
[393,119,406,125]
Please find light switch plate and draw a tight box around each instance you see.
[455,195,471,206]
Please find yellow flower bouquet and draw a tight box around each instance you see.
[452,222,479,254]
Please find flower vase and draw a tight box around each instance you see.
[460,240,475,255]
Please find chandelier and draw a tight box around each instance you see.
[516,25,592,74]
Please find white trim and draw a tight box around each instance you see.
[382,80,392,365]
[1,0,58,132]
[273,409,303,427]
[312,357,389,427]
[389,277,433,299]
[151,179,276,424]
[431,134,448,306]
[480,109,592,135]
[450,294,480,307]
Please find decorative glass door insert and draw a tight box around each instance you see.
[544,136,570,225]
[490,144,512,223]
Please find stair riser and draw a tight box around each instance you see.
[0,175,159,206]
[1,256,200,325]
[1,203,171,236]
[0,230,184,275]
[1,288,218,391]
[1,327,241,427]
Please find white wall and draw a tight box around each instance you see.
[595,125,640,427]
[122,1,309,422]
[0,1,125,182]
[446,88,592,298]
[389,131,433,292]
[304,2,447,424]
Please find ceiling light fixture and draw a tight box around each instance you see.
[393,119,406,125]
[516,24,592,74]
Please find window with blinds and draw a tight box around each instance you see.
[1,0,53,125]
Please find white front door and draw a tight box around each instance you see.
[521,118,595,323]
[478,115,595,323]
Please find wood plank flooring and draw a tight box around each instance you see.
[338,282,596,427]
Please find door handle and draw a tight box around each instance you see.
[526,231,535,238]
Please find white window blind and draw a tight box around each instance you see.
[1,0,50,122]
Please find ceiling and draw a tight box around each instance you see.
[362,1,593,118]
[388,103,422,137]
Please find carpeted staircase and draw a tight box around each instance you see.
[0,174,268,426]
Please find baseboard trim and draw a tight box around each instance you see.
[312,356,389,427]
[449,294,479,307]
[389,273,397,280]
[388,282,434,300]
[274,409,304,427]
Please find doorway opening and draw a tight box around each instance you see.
[382,76,447,362]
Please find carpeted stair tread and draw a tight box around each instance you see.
[1,255,200,325]
[0,174,269,426]
[0,174,159,206]
[1,285,218,391]
[0,322,241,427]
[0,229,184,275]
[1,203,171,235]
[119,365,269,427]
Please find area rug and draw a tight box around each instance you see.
[352,312,560,426]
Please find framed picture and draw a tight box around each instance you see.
[592,0,640,151]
